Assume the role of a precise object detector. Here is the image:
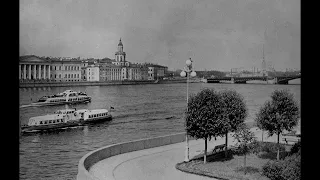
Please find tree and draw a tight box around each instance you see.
[218,90,248,157]
[232,123,257,174]
[186,88,221,164]
[255,89,299,160]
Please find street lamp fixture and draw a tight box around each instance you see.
[180,58,196,162]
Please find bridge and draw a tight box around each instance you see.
[206,75,301,84]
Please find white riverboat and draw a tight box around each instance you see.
[29,90,91,107]
[21,108,112,133]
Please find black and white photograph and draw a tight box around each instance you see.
[19,0,300,179]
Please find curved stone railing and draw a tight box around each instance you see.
[77,132,192,180]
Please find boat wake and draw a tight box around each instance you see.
[20,104,34,108]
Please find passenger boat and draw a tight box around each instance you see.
[21,108,112,133]
[29,90,91,107]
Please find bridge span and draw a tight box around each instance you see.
[206,75,301,84]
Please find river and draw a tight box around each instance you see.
[19,83,300,180]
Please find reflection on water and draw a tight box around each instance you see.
[19,83,300,180]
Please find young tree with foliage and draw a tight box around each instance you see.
[232,123,257,174]
[185,88,221,164]
[255,89,299,161]
[218,90,248,157]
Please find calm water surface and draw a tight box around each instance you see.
[19,83,300,180]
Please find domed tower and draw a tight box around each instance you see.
[115,38,126,65]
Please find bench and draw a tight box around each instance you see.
[282,136,300,144]
[212,144,226,153]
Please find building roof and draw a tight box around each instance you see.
[19,55,49,63]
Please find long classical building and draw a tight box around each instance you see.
[19,39,168,82]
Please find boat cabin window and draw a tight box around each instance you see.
[40,121,43,124]
[44,121,48,124]
[53,120,56,123]
[49,120,52,124]
[57,120,59,123]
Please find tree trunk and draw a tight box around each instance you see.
[204,137,207,164]
[277,132,280,161]
[225,132,228,157]
[244,153,247,175]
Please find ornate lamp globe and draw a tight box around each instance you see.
[186,59,192,66]
[180,71,186,77]
[190,71,197,77]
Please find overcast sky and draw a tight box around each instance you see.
[20,0,300,71]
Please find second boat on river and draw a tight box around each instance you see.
[21,108,112,133]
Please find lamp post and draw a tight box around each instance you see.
[180,58,197,162]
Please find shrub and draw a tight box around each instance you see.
[262,142,285,153]
[262,161,284,180]
[262,153,301,180]
[289,141,301,155]
[281,153,301,180]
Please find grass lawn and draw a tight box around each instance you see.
[176,150,289,180]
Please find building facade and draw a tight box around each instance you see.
[99,64,122,81]
[50,60,82,82]
[86,65,100,81]
[81,61,89,81]
[19,56,51,81]
[146,64,168,80]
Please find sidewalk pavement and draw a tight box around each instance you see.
[89,127,283,180]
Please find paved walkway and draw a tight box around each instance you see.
[89,128,284,180]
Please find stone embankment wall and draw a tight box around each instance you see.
[77,132,193,180]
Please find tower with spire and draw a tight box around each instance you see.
[261,44,267,77]
[261,29,268,77]
[115,38,127,66]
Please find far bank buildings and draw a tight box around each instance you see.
[19,39,168,82]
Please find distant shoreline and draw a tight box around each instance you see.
[19,79,200,88]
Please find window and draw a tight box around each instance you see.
[53,120,56,123]
[57,120,59,123]
[49,120,52,123]
[45,121,48,124]
[40,121,43,124]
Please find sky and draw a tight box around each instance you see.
[20,0,300,71]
